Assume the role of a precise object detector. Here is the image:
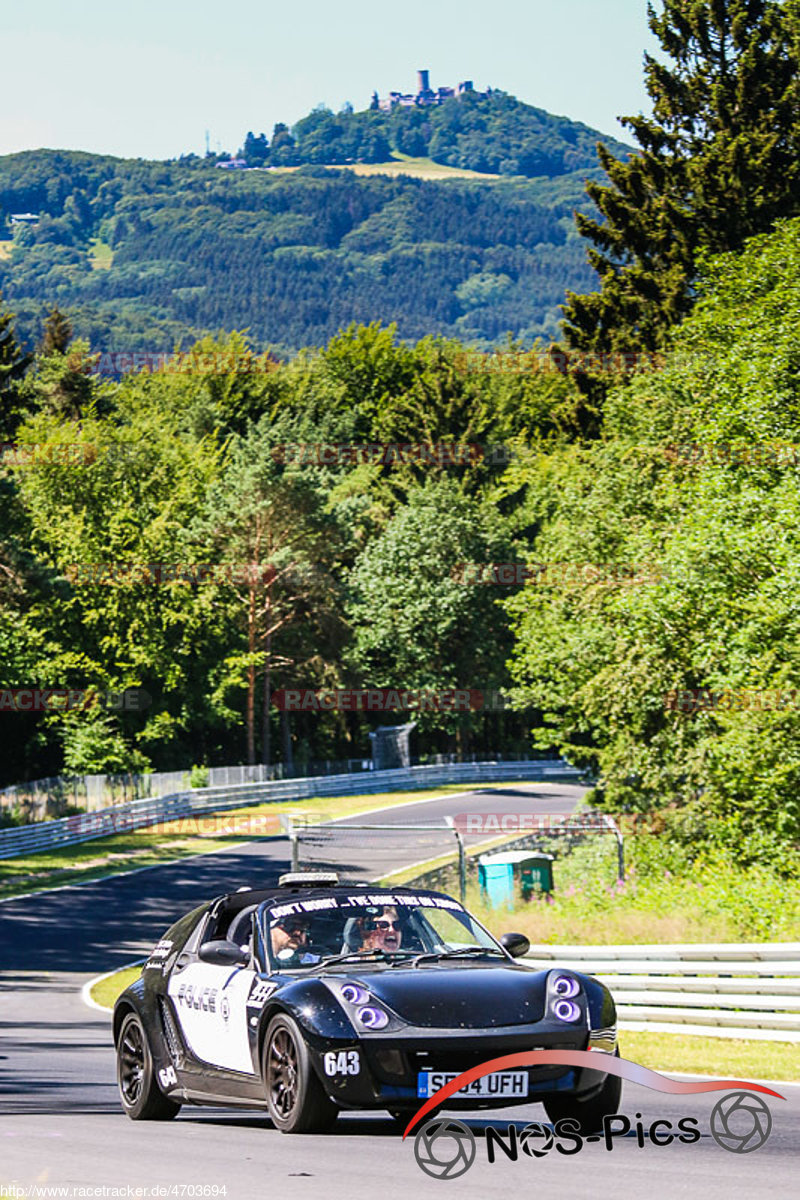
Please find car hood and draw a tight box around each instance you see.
[344,962,546,1028]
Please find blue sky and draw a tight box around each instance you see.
[2,0,657,160]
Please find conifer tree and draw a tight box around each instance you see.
[0,297,31,435]
[40,305,73,355]
[562,0,800,355]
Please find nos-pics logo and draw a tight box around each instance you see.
[404,1052,782,1179]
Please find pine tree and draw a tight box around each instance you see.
[40,305,73,355]
[562,0,800,356]
[0,296,31,436]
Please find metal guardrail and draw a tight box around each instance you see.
[524,943,800,1042]
[0,759,581,860]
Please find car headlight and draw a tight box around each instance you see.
[546,970,584,1022]
[326,980,398,1032]
[340,983,369,1005]
[552,974,580,999]
[356,1005,389,1029]
[552,998,582,1022]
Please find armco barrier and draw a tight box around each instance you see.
[0,759,582,860]
[525,943,800,1042]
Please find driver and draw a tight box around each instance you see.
[269,913,318,965]
[358,905,403,954]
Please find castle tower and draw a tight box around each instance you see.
[417,69,430,94]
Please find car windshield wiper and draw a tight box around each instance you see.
[307,950,393,972]
[409,947,507,967]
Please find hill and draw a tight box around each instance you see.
[240,88,633,177]
[0,92,633,354]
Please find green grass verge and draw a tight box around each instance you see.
[91,965,142,1008]
[619,1031,800,1082]
[87,965,798,1081]
[0,781,527,901]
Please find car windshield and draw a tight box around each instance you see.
[259,891,500,971]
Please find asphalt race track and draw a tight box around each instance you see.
[1,782,797,1199]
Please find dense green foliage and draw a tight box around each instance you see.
[242,89,632,177]
[1,215,798,866]
[0,319,578,786]
[0,150,607,354]
[507,217,800,862]
[563,0,800,356]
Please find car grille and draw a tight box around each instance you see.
[370,1039,582,1084]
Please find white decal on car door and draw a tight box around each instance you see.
[168,962,256,1074]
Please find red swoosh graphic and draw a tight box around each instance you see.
[402,1050,785,1139]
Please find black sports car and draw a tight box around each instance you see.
[114,873,621,1133]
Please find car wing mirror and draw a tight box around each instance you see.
[500,931,530,958]
[198,939,250,967]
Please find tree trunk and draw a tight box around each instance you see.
[282,708,294,775]
[246,583,256,764]
[261,630,272,768]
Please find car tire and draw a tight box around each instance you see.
[542,1049,622,1134]
[116,1011,181,1121]
[263,1013,339,1134]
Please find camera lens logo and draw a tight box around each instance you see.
[414,1118,476,1179]
[519,1122,554,1157]
[710,1092,772,1154]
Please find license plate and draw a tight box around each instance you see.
[417,1070,528,1099]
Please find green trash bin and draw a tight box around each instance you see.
[478,850,554,909]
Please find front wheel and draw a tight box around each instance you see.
[542,1053,621,1134]
[116,1011,181,1121]
[263,1014,338,1134]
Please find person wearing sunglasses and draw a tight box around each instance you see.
[358,906,403,954]
[270,914,314,962]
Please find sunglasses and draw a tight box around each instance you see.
[280,924,309,937]
[371,919,401,931]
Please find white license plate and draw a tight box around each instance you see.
[417,1070,528,1099]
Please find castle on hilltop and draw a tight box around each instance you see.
[377,69,487,111]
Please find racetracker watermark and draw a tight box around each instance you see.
[454,812,613,835]
[404,1052,783,1178]
[665,441,800,467]
[664,687,800,714]
[453,349,669,376]
[65,563,276,586]
[452,561,662,586]
[0,442,97,467]
[270,443,511,466]
[271,688,514,712]
[0,687,151,712]
[89,350,279,376]
[453,811,695,836]
[0,1187,228,1198]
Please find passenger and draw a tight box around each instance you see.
[359,905,403,954]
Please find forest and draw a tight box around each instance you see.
[0,148,605,355]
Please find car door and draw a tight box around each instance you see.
[167,958,257,1077]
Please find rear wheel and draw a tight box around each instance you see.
[116,1012,181,1121]
[263,1014,338,1134]
[542,1051,621,1134]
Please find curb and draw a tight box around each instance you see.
[81,959,146,1013]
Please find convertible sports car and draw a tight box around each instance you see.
[114,873,621,1133]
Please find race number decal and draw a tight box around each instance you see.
[323,1050,360,1076]
[158,1065,178,1089]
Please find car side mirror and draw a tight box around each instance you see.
[500,932,530,958]
[199,939,250,967]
